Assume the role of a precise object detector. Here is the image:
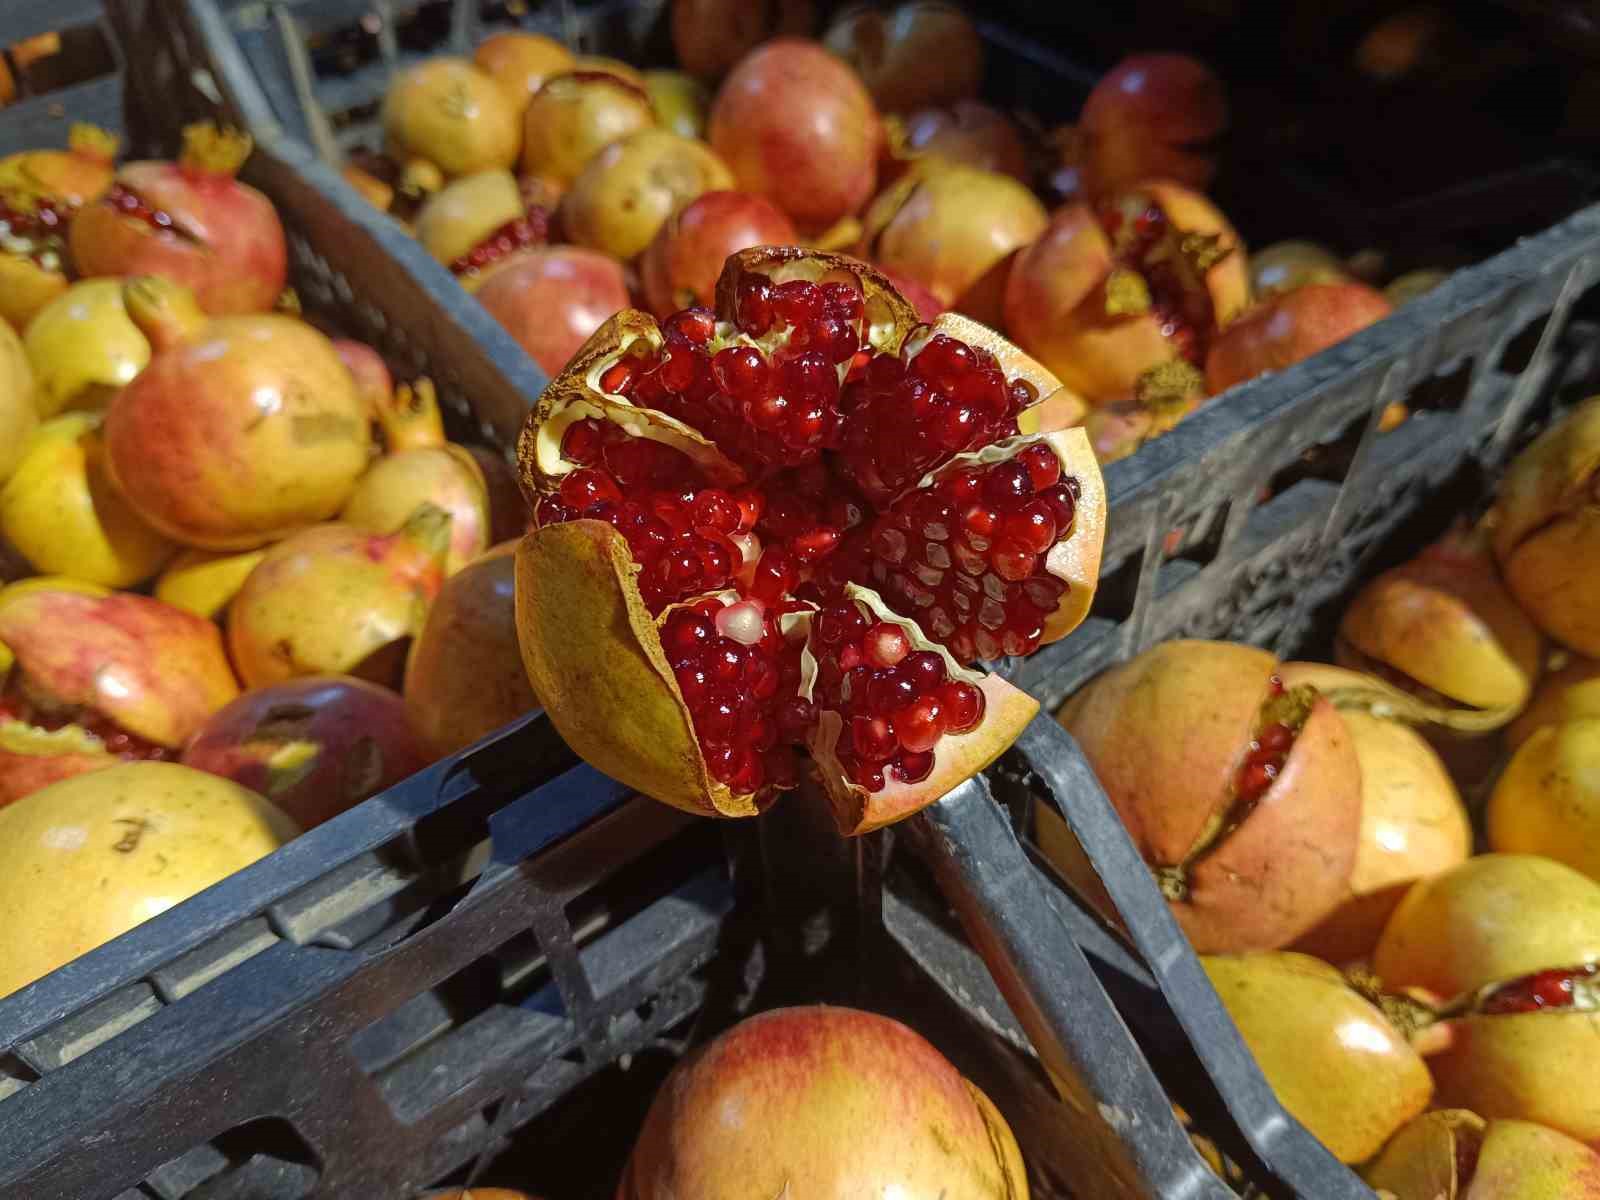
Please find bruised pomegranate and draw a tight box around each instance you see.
[472,31,575,116]
[1051,641,1363,953]
[560,130,733,261]
[1205,282,1393,395]
[619,1006,1026,1198]
[519,71,655,193]
[414,170,549,292]
[1365,1109,1600,1200]
[670,0,815,81]
[1004,182,1249,405]
[381,58,521,180]
[898,101,1031,182]
[822,2,983,114]
[182,675,427,828]
[1074,53,1228,198]
[639,190,798,316]
[0,585,240,804]
[69,123,288,316]
[515,248,1104,831]
[708,39,881,233]
[1203,952,1432,1162]
[228,504,450,690]
[341,442,489,575]
[404,541,540,758]
[1490,396,1600,657]
[22,278,153,416]
[1248,240,1351,299]
[103,278,373,550]
[475,246,631,376]
[1489,714,1600,881]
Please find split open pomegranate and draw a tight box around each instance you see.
[515,248,1104,832]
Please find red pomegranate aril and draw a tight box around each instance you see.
[991,541,1038,583]
[1480,964,1598,1015]
[1257,722,1294,753]
[851,715,898,763]
[691,489,741,533]
[791,526,841,563]
[1237,758,1278,802]
[864,622,911,668]
[1019,442,1062,490]
[729,748,765,794]
[914,335,977,392]
[559,467,624,510]
[699,694,741,745]
[962,505,998,540]
[713,345,772,398]
[664,307,716,345]
[737,275,775,334]
[765,748,800,790]
[984,459,1034,504]
[733,489,764,531]
[900,650,947,695]
[892,749,936,784]
[561,418,606,464]
[1038,482,1078,533]
[1000,502,1057,555]
[750,547,796,605]
[868,669,919,715]
[704,743,740,782]
[937,404,980,451]
[895,695,944,754]
[777,695,818,741]
[663,609,715,661]
[772,279,824,328]
[657,344,701,392]
[938,680,984,732]
[600,360,636,395]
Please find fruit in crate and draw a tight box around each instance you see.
[227,504,451,691]
[644,70,710,139]
[709,39,881,233]
[475,246,632,376]
[1050,640,1363,953]
[670,0,815,81]
[1489,712,1600,880]
[860,158,1048,326]
[897,101,1031,183]
[0,123,118,208]
[0,411,175,588]
[1204,281,1393,395]
[341,437,490,576]
[381,58,521,181]
[1203,952,1433,1163]
[519,71,656,193]
[1365,1110,1600,1200]
[413,170,549,292]
[404,541,541,760]
[1490,396,1600,657]
[1003,182,1249,405]
[0,584,240,805]
[619,1006,1026,1198]
[1248,240,1351,299]
[1374,855,1600,1144]
[22,278,153,416]
[514,248,1104,833]
[559,130,734,261]
[1079,373,1203,464]
[70,123,288,316]
[466,445,528,543]
[1507,654,1600,750]
[0,322,37,485]
[1277,662,1471,963]
[155,547,267,621]
[102,278,373,550]
[0,762,297,998]
[473,31,575,116]
[1074,54,1228,198]
[822,2,984,114]
[182,676,427,829]
[639,190,799,316]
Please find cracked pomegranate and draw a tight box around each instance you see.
[515,248,1104,832]
[1365,1109,1600,1200]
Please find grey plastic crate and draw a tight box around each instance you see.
[0,0,125,153]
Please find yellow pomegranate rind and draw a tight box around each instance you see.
[1490,396,1600,561]
[514,519,761,820]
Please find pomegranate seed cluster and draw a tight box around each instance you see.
[1479,964,1599,1015]
[659,597,813,795]
[103,183,181,234]
[1100,196,1212,365]
[0,692,170,763]
[1233,675,1298,804]
[809,599,986,793]
[0,195,68,268]
[448,208,549,277]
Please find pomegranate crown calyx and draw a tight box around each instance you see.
[179,122,253,178]
[68,123,120,163]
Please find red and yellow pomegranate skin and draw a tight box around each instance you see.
[619,1006,1027,1199]
[381,58,521,180]
[898,101,1031,183]
[1204,282,1394,395]
[822,2,984,114]
[639,190,799,316]
[1076,54,1228,198]
[475,246,632,377]
[473,31,575,116]
[1365,1109,1600,1200]
[560,129,734,261]
[519,71,656,194]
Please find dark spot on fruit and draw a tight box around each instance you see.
[113,818,151,854]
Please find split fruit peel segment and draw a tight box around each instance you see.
[515,248,1105,832]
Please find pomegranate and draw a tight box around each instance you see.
[0,196,67,333]
[515,248,1104,831]
[182,675,427,829]
[644,70,710,140]
[341,443,490,575]
[1205,282,1394,395]
[0,411,175,587]
[822,2,983,114]
[381,58,521,181]
[560,130,734,260]
[331,337,394,420]
[1051,641,1363,953]
[638,190,799,316]
[0,761,296,996]
[1278,663,1472,964]
[404,541,539,758]
[670,0,815,81]
[1003,182,1249,405]
[22,278,153,416]
[620,1006,1026,1198]
[1508,653,1600,751]
[227,503,450,690]
[1338,528,1542,730]
[0,123,119,209]
[472,31,575,116]
[859,160,1046,327]
[103,277,373,550]
[1080,369,1202,464]
[1249,240,1351,299]
[877,266,944,321]
[474,246,631,376]
[1074,53,1228,198]
[154,547,267,621]
[342,162,394,213]
[1365,1109,1600,1200]
[466,445,528,542]
[519,71,656,193]
[69,123,288,316]
[708,39,881,233]
[572,56,648,90]
[898,101,1031,183]
[414,169,549,292]
[1489,714,1600,880]
[1203,952,1432,1162]
[1490,396,1600,657]
[0,321,36,484]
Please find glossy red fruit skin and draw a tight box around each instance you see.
[639,191,799,316]
[1078,53,1228,198]
[1204,282,1394,396]
[182,675,428,829]
[475,246,632,376]
[708,39,881,233]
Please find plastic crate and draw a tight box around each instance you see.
[0,0,124,153]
